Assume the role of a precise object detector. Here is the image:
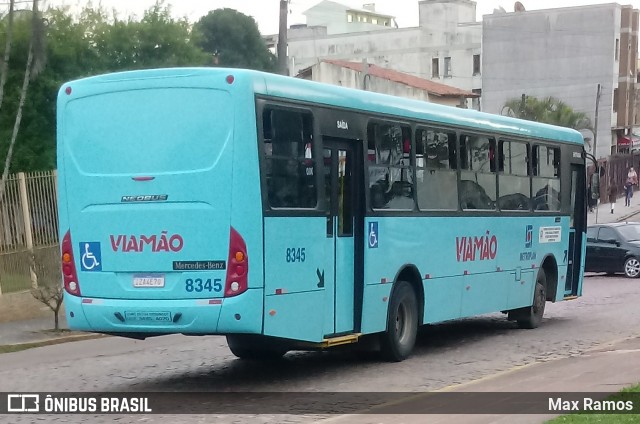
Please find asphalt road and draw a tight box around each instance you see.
[1,273,639,423]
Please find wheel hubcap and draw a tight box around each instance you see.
[626,259,640,277]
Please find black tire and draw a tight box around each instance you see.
[380,281,418,362]
[624,257,640,278]
[516,269,547,329]
[226,335,287,360]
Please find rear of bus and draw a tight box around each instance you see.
[57,68,265,338]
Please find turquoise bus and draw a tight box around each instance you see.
[57,68,586,361]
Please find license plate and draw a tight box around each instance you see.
[124,311,172,322]
[133,274,165,288]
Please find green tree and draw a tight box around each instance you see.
[193,8,276,71]
[502,95,592,131]
[0,1,211,174]
[88,1,208,71]
[0,0,46,189]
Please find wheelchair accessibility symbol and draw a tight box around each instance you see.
[368,222,378,248]
[79,242,102,271]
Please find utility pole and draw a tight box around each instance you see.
[594,83,602,224]
[593,83,601,159]
[361,58,369,90]
[277,0,288,76]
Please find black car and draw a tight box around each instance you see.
[585,222,640,278]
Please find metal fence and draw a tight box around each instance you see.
[589,152,640,203]
[0,171,59,294]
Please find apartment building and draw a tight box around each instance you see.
[482,4,639,159]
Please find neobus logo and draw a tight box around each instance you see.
[121,195,168,202]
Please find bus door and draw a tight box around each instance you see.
[322,139,363,336]
[566,162,586,296]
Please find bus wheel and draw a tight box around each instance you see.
[516,269,547,329]
[226,335,287,360]
[380,281,418,362]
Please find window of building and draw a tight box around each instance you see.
[444,57,452,78]
[473,54,481,75]
[532,145,560,211]
[368,122,414,210]
[497,140,530,210]
[372,18,378,25]
[459,134,497,210]
[472,88,481,111]
[614,88,618,112]
[432,58,439,78]
[262,108,316,209]
[347,13,353,23]
[415,128,458,210]
[616,38,619,61]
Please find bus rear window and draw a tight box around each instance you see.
[64,88,231,174]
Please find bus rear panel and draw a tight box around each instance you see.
[57,69,264,337]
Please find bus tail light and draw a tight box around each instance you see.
[224,226,248,297]
[61,230,81,296]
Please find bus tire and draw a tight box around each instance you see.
[516,269,547,329]
[380,281,418,362]
[226,335,287,360]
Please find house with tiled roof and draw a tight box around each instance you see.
[297,59,478,108]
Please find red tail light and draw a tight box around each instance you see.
[224,226,248,297]
[61,230,81,296]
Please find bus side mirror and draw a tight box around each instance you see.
[590,173,600,199]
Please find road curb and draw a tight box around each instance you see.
[616,210,640,222]
[0,332,108,352]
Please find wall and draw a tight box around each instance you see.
[481,4,623,160]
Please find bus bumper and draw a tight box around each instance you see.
[64,289,263,335]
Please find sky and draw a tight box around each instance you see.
[38,0,640,34]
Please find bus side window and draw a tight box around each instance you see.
[459,134,497,210]
[532,145,561,211]
[263,109,317,209]
[497,140,530,211]
[367,122,414,210]
[415,127,458,210]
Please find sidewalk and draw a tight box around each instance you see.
[0,315,69,346]
[588,193,640,225]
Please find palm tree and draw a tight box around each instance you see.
[502,96,593,132]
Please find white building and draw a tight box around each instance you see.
[303,1,397,34]
[481,4,639,159]
[286,0,483,109]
